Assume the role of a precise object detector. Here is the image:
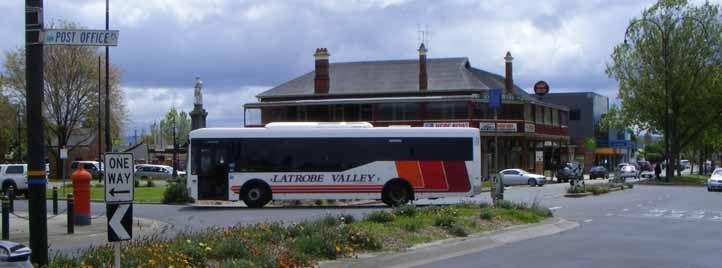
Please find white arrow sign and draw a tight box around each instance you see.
[104,153,134,203]
[109,204,130,240]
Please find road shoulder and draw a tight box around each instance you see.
[319,217,578,268]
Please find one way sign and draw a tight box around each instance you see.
[107,203,132,242]
[104,153,134,203]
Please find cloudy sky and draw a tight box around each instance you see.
[1,0,717,135]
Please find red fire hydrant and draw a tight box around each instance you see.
[71,165,92,226]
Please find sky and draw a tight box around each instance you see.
[1,0,718,135]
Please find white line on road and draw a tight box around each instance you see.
[623,209,629,212]
[549,206,562,211]
[605,213,614,216]
[583,219,593,223]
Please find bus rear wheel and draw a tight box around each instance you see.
[382,182,412,207]
[241,183,271,208]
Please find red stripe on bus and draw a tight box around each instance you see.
[443,161,471,192]
[419,161,448,190]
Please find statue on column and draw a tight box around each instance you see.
[191,76,208,130]
[194,76,203,107]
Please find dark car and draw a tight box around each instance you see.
[590,166,609,180]
[636,160,652,172]
[556,162,583,183]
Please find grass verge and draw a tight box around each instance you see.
[669,175,708,185]
[46,185,166,203]
[42,202,552,268]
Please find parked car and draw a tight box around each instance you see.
[70,161,104,179]
[680,160,690,170]
[636,160,652,172]
[0,164,28,195]
[134,164,186,181]
[618,165,638,181]
[0,241,32,268]
[707,168,722,192]
[589,166,609,180]
[556,162,583,183]
[500,169,546,187]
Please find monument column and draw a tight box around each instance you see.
[190,77,208,130]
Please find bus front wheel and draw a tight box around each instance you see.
[241,183,271,208]
[382,182,412,207]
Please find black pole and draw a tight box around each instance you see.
[2,196,9,240]
[104,0,112,153]
[52,186,58,215]
[67,194,74,234]
[25,0,48,264]
[172,116,178,180]
[98,56,103,177]
[15,106,21,162]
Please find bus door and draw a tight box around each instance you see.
[196,140,230,200]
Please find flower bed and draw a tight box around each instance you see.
[43,203,552,268]
[565,183,633,197]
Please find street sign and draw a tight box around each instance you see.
[107,203,132,242]
[488,89,502,109]
[104,153,134,203]
[60,147,68,159]
[533,81,550,97]
[43,29,119,46]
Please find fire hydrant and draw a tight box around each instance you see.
[71,165,92,226]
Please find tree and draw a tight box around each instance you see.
[606,0,722,176]
[160,108,191,146]
[1,21,126,178]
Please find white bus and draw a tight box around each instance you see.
[187,123,481,208]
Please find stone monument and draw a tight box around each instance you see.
[190,76,208,130]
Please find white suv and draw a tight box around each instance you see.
[0,164,28,194]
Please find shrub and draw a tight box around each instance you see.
[208,238,249,260]
[566,185,586,194]
[447,225,468,237]
[480,210,495,220]
[479,202,491,208]
[346,227,382,250]
[588,185,609,195]
[216,259,258,268]
[625,183,634,189]
[433,215,455,227]
[401,220,423,232]
[162,180,195,204]
[327,199,337,205]
[393,204,418,217]
[293,233,337,259]
[497,200,528,210]
[530,205,553,218]
[314,199,325,206]
[365,211,395,223]
[146,179,156,187]
[134,179,140,187]
[339,214,355,224]
[320,215,339,227]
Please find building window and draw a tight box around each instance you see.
[377,103,420,121]
[524,104,532,121]
[500,104,524,120]
[306,105,329,121]
[333,105,344,121]
[261,108,287,124]
[425,102,468,120]
[360,104,373,121]
[471,103,491,119]
[560,110,568,126]
[535,105,543,123]
[569,109,580,121]
[552,109,559,126]
[544,107,552,125]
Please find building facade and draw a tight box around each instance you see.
[545,92,636,172]
[245,46,572,179]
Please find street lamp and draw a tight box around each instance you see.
[172,115,178,180]
[623,15,708,179]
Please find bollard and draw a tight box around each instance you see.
[2,196,9,240]
[67,194,74,234]
[7,185,14,213]
[52,186,58,215]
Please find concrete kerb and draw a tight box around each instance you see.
[318,217,579,268]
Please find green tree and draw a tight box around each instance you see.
[606,0,722,176]
[159,108,191,146]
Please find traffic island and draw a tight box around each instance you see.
[42,202,554,268]
[564,183,634,198]
[642,175,707,187]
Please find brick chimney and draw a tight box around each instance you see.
[504,51,514,94]
[314,48,330,94]
[418,43,428,91]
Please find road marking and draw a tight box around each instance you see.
[605,213,614,216]
[692,210,705,215]
[687,215,704,220]
[665,214,684,218]
[649,209,667,213]
[583,219,593,223]
[671,210,686,214]
[622,209,629,212]
[549,206,562,211]
[710,216,722,221]
[642,213,664,217]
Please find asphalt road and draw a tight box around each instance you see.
[416,184,722,268]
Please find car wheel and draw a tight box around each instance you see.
[241,183,271,208]
[708,188,713,192]
[528,178,537,187]
[382,182,412,207]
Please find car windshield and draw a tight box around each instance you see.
[517,170,529,174]
[622,166,634,171]
[714,170,722,176]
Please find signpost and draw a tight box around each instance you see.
[488,89,502,205]
[43,29,119,46]
[104,153,134,268]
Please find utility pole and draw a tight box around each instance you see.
[25,0,48,265]
[15,104,21,162]
[172,116,178,180]
[104,0,112,153]
[98,56,103,171]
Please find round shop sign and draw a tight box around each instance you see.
[533,81,550,96]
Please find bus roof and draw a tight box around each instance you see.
[190,126,479,139]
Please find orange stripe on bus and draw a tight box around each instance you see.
[395,161,424,188]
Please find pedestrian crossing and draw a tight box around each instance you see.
[607,206,722,222]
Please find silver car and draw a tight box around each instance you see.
[707,168,722,192]
[0,241,32,268]
[618,165,638,180]
[134,164,186,181]
[500,169,546,187]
